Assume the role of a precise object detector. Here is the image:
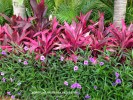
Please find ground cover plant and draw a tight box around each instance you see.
[0,0,133,100]
[0,49,133,100]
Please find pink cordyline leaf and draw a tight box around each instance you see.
[3,24,32,46]
[0,26,4,33]
[30,0,49,31]
[76,10,92,28]
[122,38,133,48]
[55,20,91,53]
[88,13,115,56]
[3,24,12,39]
[33,30,49,42]
[0,26,5,42]
[110,20,133,49]
[25,38,39,52]
[24,17,61,56]
[98,13,104,32]
[0,46,12,52]
[54,43,72,50]
[128,24,133,32]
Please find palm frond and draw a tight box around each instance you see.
[54,4,78,23]
[45,0,55,16]
[54,0,64,8]
[81,0,113,24]
[0,0,12,13]
[0,0,13,25]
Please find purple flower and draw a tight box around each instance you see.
[64,81,68,86]
[24,46,29,51]
[11,95,15,99]
[40,56,45,61]
[72,55,78,62]
[115,79,122,84]
[7,92,11,95]
[1,51,7,55]
[115,72,120,78]
[89,57,95,63]
[60,56,64,61]
[99,62,104,66]
[112,82,116,86]
[0,72,4,76]
[76,84,82,89]
[94,85,97,90]
[74,66,78,71]
[23,61,28,65]
[84,60,88,65]
[2,78,6,82]
[89,57,97,64]
[71,83,77,89]
[85,94,91,99]
[71,83,82,89]
[18,92,21,95]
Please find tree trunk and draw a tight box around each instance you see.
[113,0,127,27]
[12,0,26,19]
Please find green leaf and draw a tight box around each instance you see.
[18,0,24,5]
[132,49,133,58]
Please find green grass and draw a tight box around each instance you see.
[0,49,133,100]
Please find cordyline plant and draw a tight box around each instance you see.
[0,0,50,32]
[76,10,92,30]
[108,20,133,63]
[0,12,37,51]
[0,16,33,52]
[88,13,115,56]
[24,17,62,58]
[30,0,50,31]
[0,14,34,36]
[54,11,93,54]
[0,0,50,52]
[0,25,12,51]
[110,20,133,50]
[54,20,92,53]
[0,0,133,64]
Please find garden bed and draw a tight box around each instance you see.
[0,0,133,100]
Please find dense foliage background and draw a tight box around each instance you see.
[0,0,133,24]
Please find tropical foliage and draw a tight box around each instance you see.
[0,0,133,24]
[0,0,133,100]
[0,0,133,62]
